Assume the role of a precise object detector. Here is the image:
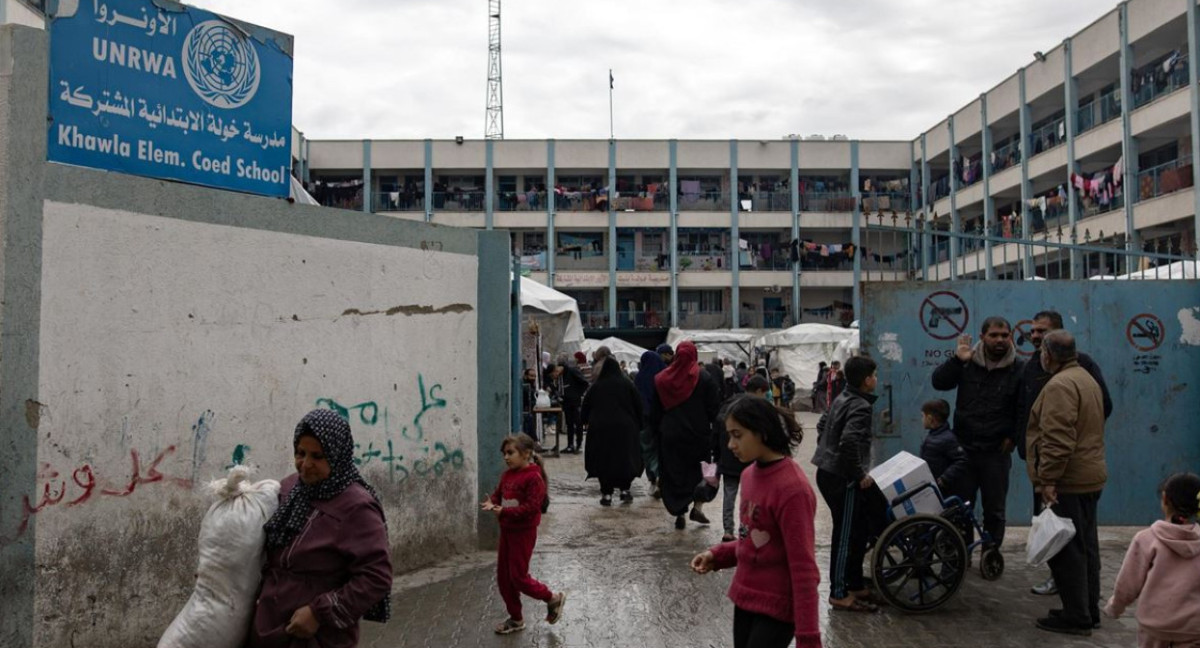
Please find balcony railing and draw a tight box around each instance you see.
[1076,89,1123,136]
[991,140,1021,173]
[614,193,670,211]
[1137,158,1194,201]
[1133,54,1189,109]
[578,311,611,329]
[799,191,855,212]
[741,250,793,271]
[744,191,792,212]
[497,191,548,212]
[679,190,731,211]
[614,311,668,329]
[554,190,609,212]
[1029,117,1066,157]
[861,193,911,213]
[433,190,485,211]
[678,311,730,329]
[374,192,423,212]
[678,251,733,272]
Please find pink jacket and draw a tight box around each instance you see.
[709,459,821,648]
[1104,520,1200,643]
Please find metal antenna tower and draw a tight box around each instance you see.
[485,0,503,139]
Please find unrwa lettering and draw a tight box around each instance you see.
[92,37,178,79]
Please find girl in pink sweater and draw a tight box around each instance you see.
[1104,472,1200,648]
[690,396,822,648]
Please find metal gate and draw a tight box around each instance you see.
[861,280,1200,526]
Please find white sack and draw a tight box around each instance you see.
[1026,507,1076,566]
[158,467,281,648]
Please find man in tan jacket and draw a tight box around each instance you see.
[1026,329,1107,637]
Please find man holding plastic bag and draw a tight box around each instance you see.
[1025,330,1107,637]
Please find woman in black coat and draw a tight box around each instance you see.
[582,356,645,506]
[650,341,721,529]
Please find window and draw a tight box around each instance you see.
[680,290,722,313]
[522,232,546,254]
[642,231,666,257]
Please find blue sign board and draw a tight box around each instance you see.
[47,0,294,197]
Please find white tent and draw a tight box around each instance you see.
[290,175,319,205]
[521,277,585,360]
[665,328,765,365]
[580,337,650,370]
[755,324,857,400]
[1088,260,1199,280]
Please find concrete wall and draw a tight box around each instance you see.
[0,26,511,648]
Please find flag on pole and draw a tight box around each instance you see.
[609,70,614,89]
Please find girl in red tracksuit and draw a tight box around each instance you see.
[482,433,566,635]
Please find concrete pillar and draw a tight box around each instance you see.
[669,139,679,326]
[607,140,617,326]
[921,134,932,278]
[423,139,433,222]
[0,25,49,648]
[730,139,740,328]
[790,138,801,323]
[1188,0,1200,260]
[948,116,960,279]
[361,139,371,214]
[1064,38,1082,278]
[1119,3,1141,254]
[851,140,862,322]
[1019,69,1035,277]
[546,139,556,285]
[485,139,494,230]
[981,93,995,279]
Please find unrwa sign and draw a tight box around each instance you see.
[47,0,294,198]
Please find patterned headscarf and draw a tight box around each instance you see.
[263,409,391,622]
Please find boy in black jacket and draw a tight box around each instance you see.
[919,399,969,501]
[811,355,880,612]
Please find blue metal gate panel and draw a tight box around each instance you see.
[862,281,1200,526]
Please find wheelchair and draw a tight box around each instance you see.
[869,481,1004,613]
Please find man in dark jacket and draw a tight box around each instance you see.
[559,361,591,454]
[812,355,879,612]
[931,315,1024,547]
[1017,310,1113,597]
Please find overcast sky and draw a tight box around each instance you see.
[190,0,1112,141]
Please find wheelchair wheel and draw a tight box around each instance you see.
[871,513,968,613]
[979,547,1004,581]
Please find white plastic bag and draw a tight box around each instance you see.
[1026,507,1076,566]
[157,467,280,648]
[701,461,719,487]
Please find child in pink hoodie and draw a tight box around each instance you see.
[1104,472,1200,648]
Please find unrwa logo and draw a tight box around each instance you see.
[182,20,261,109]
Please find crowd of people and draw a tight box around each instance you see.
[238,315,1198,648]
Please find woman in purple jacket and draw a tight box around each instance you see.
[249,409,393,648]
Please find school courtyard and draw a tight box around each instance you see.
[362,413,1139,648]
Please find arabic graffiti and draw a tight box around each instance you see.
[0,445,192,546]
[313,374,464,484]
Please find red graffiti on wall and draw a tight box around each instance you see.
[1,446,192,546]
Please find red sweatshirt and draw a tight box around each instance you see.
[710,458,822,648]
[489,463,546,530]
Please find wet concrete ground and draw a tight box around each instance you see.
[362,413,1141,647]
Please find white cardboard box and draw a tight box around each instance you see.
[869,451,942,518]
